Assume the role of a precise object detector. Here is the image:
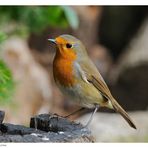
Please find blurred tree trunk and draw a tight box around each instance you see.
[73,6,102,50]
[98,6,148,61]
[110,18,148,110]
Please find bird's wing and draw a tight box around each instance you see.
[88,74,114,102]
[77,58,137,129]
[77,58,113,102]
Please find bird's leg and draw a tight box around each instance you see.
[64,107,85,118]
[85,105,99,127]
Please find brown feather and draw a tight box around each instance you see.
[89,75,137,129]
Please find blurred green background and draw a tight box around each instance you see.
[0,6,78,104]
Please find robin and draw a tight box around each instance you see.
[48,34,136,129]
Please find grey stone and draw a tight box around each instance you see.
[0,113,94,142]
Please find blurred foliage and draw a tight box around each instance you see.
[0,6,79,104]
[62,6,79,30]
[0,6,79,36]
[0,32,14,104]
[0,32,7,44]
[0,60,14,104]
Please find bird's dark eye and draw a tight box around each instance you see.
[66,43,72,48]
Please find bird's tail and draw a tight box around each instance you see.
[111,99,137,129]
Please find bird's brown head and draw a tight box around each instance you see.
[48,34,88,61]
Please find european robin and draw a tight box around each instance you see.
[48,34,136,129]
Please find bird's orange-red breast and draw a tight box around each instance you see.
[52,36,76,87]
[48,34,137,129]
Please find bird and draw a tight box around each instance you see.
[48,34,137,129]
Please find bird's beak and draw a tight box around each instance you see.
[48,38,56,44]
